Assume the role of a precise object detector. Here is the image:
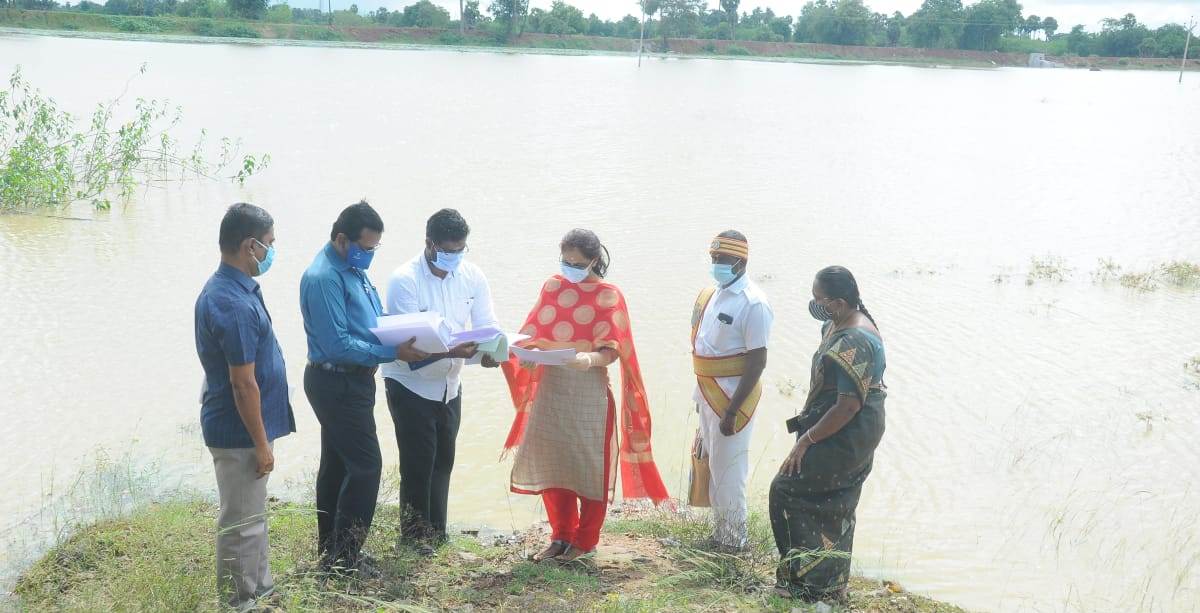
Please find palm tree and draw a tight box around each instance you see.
[720,0,739,40]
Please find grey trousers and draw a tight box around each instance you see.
[210,445,274,609]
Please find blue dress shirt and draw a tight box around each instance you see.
[195,263,296,448]
[300,243,395,367]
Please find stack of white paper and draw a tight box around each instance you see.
[511,345,577,366]
[370,312,453,354]
[372,315,536,365]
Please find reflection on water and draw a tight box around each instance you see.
[2,33,1199,612]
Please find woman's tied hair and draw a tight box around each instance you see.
[816,265,878,329]
[560,228,611,278]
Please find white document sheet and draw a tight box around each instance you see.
[511,345,577,366]
[370,312,452,354]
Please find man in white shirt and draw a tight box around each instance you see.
[383,209,499,551]
[691,230,773,551]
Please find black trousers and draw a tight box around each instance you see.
[304,365,382,569]
[384,378,461,540]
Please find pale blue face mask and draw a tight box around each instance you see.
[712,262,740,286]
[252,239,275,276]
[431,250,464,273]
[560,262,590,284]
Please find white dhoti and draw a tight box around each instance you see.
[697,403,755,548]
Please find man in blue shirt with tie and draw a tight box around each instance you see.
[195,202,294,609]
[300,201,424,575]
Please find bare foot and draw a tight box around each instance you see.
[532,540,568,562]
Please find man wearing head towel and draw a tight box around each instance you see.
[690,230,774,551]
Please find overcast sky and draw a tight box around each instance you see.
[319,1,1197,30]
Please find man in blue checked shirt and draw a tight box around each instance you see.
[299,201,425,576]
[195,202,294,610]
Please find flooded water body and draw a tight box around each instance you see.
[2,33,1199,612]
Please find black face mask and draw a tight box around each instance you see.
[809,299,834,322]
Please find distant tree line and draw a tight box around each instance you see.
[13,0,1198,58]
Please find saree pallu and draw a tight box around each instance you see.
[769,326,886,599]
[501,275,669,505]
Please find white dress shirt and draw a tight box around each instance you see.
[692,274,773,411]
[381,254,498,402]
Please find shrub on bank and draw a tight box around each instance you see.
[214,23,260,38]
[438,31,466,45]
[111,16,162,33]
[190,19,260,38]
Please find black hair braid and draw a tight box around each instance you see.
[817,265,880,329]
[858,299,880,329]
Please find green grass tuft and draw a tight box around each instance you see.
[13,499,966,612]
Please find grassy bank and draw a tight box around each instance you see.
[7,8,1198,71]
[13,500,966,612]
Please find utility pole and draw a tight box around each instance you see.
[637,1,646,67]
[1181,18,1194,84]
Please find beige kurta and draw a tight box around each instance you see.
[510,366,618,502]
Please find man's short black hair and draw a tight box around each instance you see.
[219,202,273,254]
[330,200,384,242]
[426,208,470,244]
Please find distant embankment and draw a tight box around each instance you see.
[3,9,1199,71]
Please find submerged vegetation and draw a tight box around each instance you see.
[1001,257,1200,292]
[1094,259,1200,292]
[1025,255,1072,285]
[0,66,266,212]
[12,499,966,612]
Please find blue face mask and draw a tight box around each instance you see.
[346,242,375,270]
[712,263,739,286]
[560,262,590,284]
[431,250,464,273]
[252,239,275,276]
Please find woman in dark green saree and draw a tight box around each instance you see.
[770,266,886,601]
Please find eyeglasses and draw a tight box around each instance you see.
[561,259,590,270]
[437,245,469,255]
[358,242,382,253]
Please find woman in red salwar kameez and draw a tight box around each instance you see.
[501,229,669,564]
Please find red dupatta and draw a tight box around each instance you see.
[501,275,669,505]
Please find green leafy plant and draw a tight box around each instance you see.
[0,66,268,212]
[111,17,161,33]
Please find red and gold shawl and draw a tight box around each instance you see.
[501,275,669,504]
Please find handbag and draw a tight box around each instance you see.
[687,427,711,507]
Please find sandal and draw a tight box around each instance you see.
[554,545,596,569]
[532,540,569,562]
